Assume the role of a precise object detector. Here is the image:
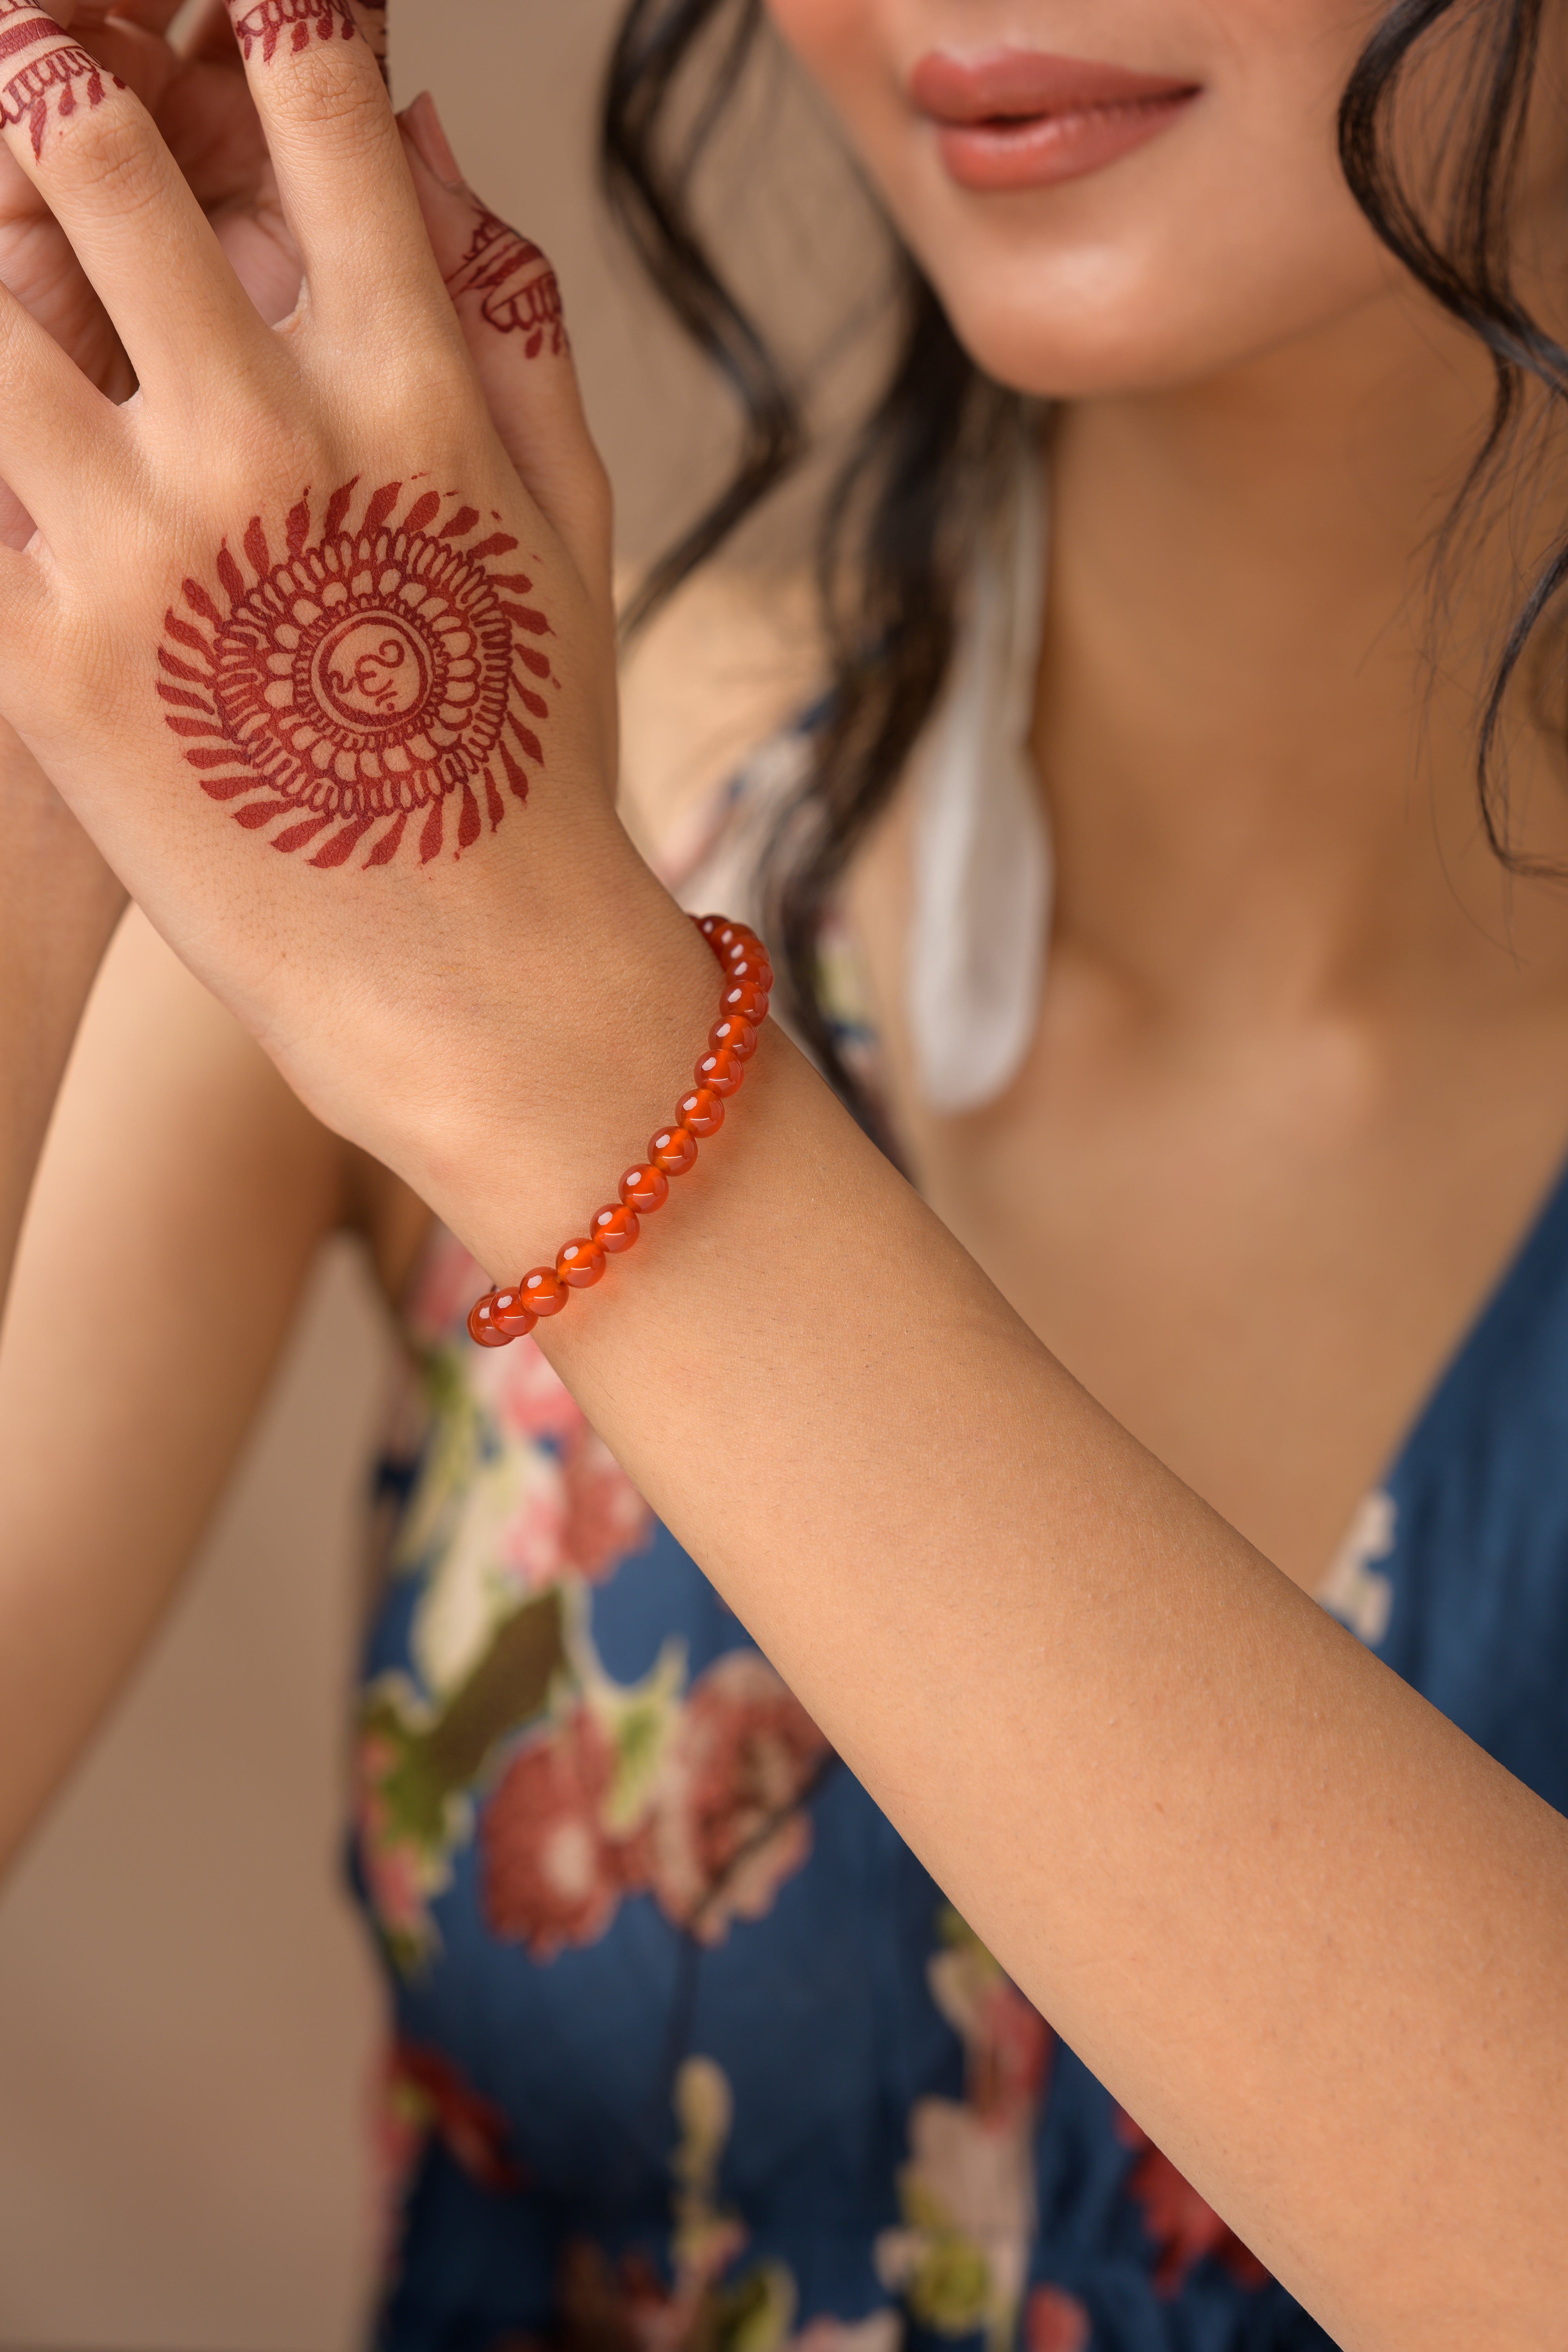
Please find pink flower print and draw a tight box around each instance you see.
[1114,2112,1269,2296]
[1025,2285,1092,2352]
[387,2037,525,2193]
[405,1228,488,1347]
[646,1653,832,1944]
[481,1707,628,1957]
[789,2317,901,2352]
[495,1446,571,1594]
[488,1335,586,1446]
[563,1426,655,1581]
[970,1976,1053,2130]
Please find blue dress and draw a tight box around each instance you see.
[352,1117,1568,2352]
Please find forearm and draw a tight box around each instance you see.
[427,896,1567,2352]
[0,717,125,1318]
[0,914,345,1873]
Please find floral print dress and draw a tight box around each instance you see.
[353,1129,1568,2352]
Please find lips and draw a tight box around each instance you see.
[910,48,1201,193]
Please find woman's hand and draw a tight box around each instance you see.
[0,0,296,952]
[0,1,701,1267]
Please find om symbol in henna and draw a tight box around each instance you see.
[228,0,356,66]
[0,5,124,161]
[446,209,567,360]
[158,477,554,871]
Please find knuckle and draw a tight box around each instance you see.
[279,50,388,146]
[58,103,160,209]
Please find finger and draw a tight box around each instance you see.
[66,11,178,111]
[399,94,610,601]
[96,0,187,31]
[0,537,45,648]
[344,0,384,86]
[0,275,119,533]
[0,4,266,393]
[217,0,437,339]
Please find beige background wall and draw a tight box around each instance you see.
[0,3,853,2346]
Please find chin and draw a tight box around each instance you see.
[906,205,1402,405]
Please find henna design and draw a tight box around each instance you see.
[446,208,566,359]
[0,5,125,161]
[228,0,356,66]
[159,479,554,871]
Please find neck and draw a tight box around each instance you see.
[1035,281,1568,1018]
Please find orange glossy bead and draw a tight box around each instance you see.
[468,1292,514,1348]
[592,1203,640,1254]
[715,922,757,960]
[694,1046,745,1097]
[620,1163,670,1214]
[492,1287,538,1339]
[557,1236,608,1288]
[677,1085,724,1138]
[521,1267,570,1317]
[695,913,725,945]
[650,1123,699,1176]
[710,1016,757,1060]
[725,952,774,996]
[719,978,769,1026]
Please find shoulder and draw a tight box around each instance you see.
[616,563,823,869]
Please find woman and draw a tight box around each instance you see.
[1,0,1565,2345]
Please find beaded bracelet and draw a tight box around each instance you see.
[466,914,773,1348]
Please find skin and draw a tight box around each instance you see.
[2,2,1568,2345]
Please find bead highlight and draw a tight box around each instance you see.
[620,1163,671,1214]
[650,1124,699,1177]
[521,1268,570,1317]
[493,1288,538,1340]
[677,1086,724,1138]
[593,1204,641,1253]
[557,1237,608,1288]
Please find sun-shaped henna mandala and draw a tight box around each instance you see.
[447,209,567,359]
[159,478,554,870]
[229,0,355,65]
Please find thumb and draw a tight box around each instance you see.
[398,92,612,611]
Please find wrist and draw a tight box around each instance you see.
[377,837,726,1282]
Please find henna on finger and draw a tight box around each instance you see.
[0,4,125,161]
[445,205,566,359]
[226,0,354,67]
[158,478,555,871]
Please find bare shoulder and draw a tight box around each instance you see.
[616,563,822,862]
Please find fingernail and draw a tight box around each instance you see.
[401,91,465,193]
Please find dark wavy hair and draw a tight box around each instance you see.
[601,0,1562,1100]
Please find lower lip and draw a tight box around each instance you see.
[934,91,1197,192]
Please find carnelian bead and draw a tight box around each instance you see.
[695,914,725,945]
[650,1123,699,1176]
[694,1046,745,1098]
[468,1292,514,1348]
[557,1236,607,1288]
[720,978,769,1025]
[520,1267,570,1317]
[620,1163,670,1214]
[725,953,774,996]
[715,922,759,960]
[492,1287,538,1339]
[710,1016,757,1060]
[592,1203,640,1254]
[677,1085,724,1138]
